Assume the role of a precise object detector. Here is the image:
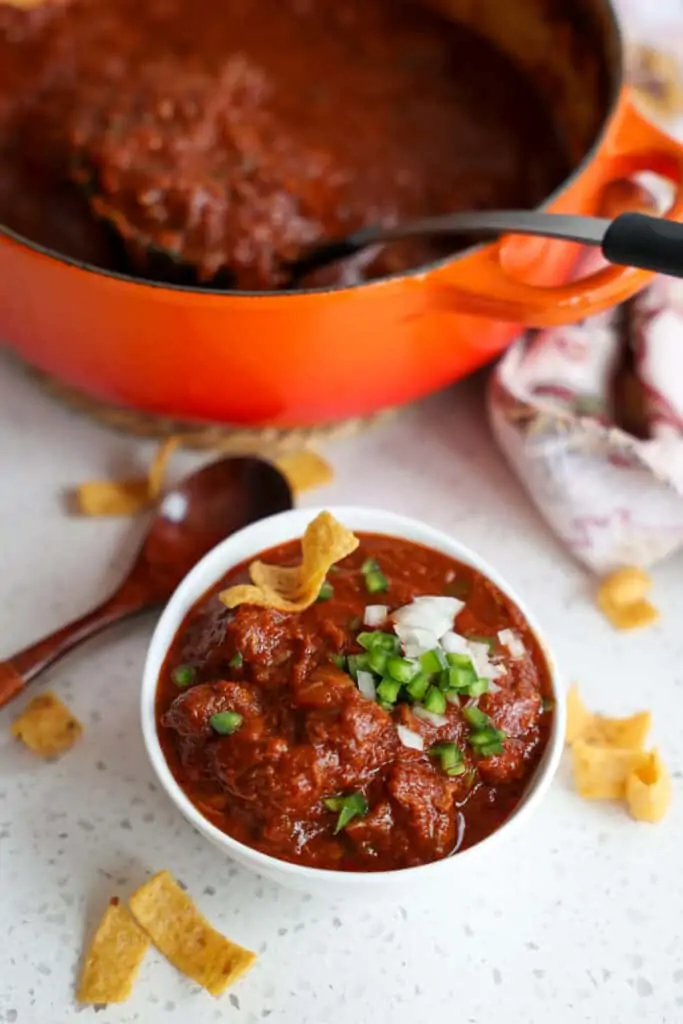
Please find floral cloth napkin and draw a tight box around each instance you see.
[487,3,683,574]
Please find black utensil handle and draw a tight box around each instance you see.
[602,212,683,279]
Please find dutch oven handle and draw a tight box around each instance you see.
[424,92,683,329]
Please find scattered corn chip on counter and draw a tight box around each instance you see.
[73,442,334,517]
[567,685,671,822]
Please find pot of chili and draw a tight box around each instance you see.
[141,507,565,896]
[0,0,681,428]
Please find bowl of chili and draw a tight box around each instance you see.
[141,507,565,896]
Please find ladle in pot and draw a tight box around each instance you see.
[285,210,683,285]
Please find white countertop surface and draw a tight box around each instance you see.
[1,351,682,1024]
[3,4,683,1018]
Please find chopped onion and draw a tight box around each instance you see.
[356,670,376,701]
[393,596,464,641]
[440,631,470,656]
[467,641,505,681]
[396,724,425,751]
[453,811,466,853]
[413,705,448,727]
[412,595,465,614]
[498,628,525,659]
[445,691,461,706]
[394,625,441,659]
[363,604,389,627]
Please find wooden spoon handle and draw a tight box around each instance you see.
[0,592,146,710]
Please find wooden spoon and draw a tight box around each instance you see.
[0,456,293,709]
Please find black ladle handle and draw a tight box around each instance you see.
[287,210,683,284]
[602,212,683,277]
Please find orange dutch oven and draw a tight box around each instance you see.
[1,0,683,428]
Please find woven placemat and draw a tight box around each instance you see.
[25,362,395,454]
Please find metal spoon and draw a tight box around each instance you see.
[0,456,293,710]
[285,210,683,285]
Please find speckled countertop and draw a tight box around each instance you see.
[1,350,682,1024]
[3,3,683,1009]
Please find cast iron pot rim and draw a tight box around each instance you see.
[0,1,622,301]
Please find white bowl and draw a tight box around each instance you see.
[141,506,565,898]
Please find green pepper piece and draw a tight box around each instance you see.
[323,792,368,833]
[423,687,447,715]
[172,664,196,688]
[209,711,243,735]
[376,677,401,704]
[385,656,416,684]
[429,742,466,776]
